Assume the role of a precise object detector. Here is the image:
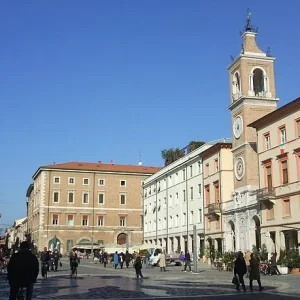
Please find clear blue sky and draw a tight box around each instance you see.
[0,0,299,230]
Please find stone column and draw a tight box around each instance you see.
[173,236,179,253]
[280,231,285,250]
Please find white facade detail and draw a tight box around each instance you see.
[143,139,231,255]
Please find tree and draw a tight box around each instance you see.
[161,148,184,166]
[187,140,206,153]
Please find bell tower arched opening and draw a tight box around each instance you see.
[253,68,264,96]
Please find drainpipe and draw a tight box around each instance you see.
[91,172,96,256]
[185,164,188,252]
[166,174,169,254]
[219,150,223,254]
[47,171,51,244]
[155,180,158,243]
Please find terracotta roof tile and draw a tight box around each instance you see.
[39,162,161,175]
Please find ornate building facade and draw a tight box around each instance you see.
[26,162,160,253]
[223,14,279,252]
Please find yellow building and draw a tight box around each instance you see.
[202,143,234,253]
[26,162,160,253]
[249,97,300,253]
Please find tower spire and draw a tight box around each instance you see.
[245,9,252,32]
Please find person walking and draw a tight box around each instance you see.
[134,253,144,279]
[179,251,185,271]
[159,251,166,272]
[53,248,60,272]
[249,253,264,291]
[244,250,251,278]
[7,241,39,300]
[184,251,192,272]
[270,252,281,275]
[234,251,247,292]
[124,251,131,268]
[113,251,119,269]
[103,252,108,268]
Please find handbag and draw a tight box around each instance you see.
[232,275,239,285]
[59,262,62,267]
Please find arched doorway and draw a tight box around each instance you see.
[253,216,261,250]
[48,235,61,252]
[117,233,127,245]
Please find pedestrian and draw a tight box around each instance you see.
[113,251,119,269]
[7,241,39,300]
[184,251,192,272]
[134,253,144,279]
[179,251,185,271]
[244,250,251,278]
[270,252,281,275]
[234,251,247,292]
[159,251,166,272]
[249,253,264,291]
[53,248,60,271]
[124,250,131,268]
[103,252,108,268]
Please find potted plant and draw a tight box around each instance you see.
[199,246,204,262]
[204,244,211,264]
[223,251,235,271]
[277,250,288,275]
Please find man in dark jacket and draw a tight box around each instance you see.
[7,241,39,300]
[40,247,50,274]
[234,251,247,292]
[53,249,60,271]
[184,251,192,272]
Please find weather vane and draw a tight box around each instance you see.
[245,8,252,31]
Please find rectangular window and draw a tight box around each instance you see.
[205,163,209,177]
[183,213,186,225]
[69,177,75,184]
[98,179,105,186]
[53,191,59,203]
[68,192,74,203]
[216,215,220,229]
[52,214,58,225]
[83,192,89,204]
[198,161,202,174]
[120,180,126,186]
[164,197,166,208]
[169,195,172,207]
[54,177,60,184]
[120,216,126,227]
[182,169,186,181]
[67,215,74,226]
[120,194,126,205]
[176,192,179,205]
[198,209,202,223]
[82,215,88,226]
[281,160,289,184]
[215,159,219,172]
[198,184,202,196]
[190,165,193,177]
[283,199,291,216]
[266,203,274,220]
[280,127,287,144]
[190,211,194,224]
[206,216,211,230]
[183,190,186,202]
[205,185,210,206]
[83,178,89,185]
[266,166,273,188]
[98,216,104,226]
[169,216,173,228]
[214,182,219,203]
[175,215,179,227]
[98,193,104,204]
[265,134,271,150]
[190,187,194,200]
[297,120,300,137]
[163,218,166,229]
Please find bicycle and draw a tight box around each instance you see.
[41,263,48,279]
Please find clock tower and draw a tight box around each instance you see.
[225,12,279,252]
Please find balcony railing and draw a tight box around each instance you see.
[255,187,276,201]
[205,203,221,215]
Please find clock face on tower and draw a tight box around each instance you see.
[233,115,243,139]
[235,157,245,181]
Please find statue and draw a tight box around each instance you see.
[49,235,59,251]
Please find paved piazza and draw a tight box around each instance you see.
[1,259,300,299]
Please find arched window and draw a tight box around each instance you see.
[253,68,264,96]
[117,233,127,245]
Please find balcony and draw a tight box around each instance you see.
[205,203,221,216]
[255,187,276,203]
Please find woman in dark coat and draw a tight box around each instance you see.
[234,251,247,292]
[249,253,264,291]
[134,253,144,279]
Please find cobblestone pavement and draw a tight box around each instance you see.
[0,259,300,299]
